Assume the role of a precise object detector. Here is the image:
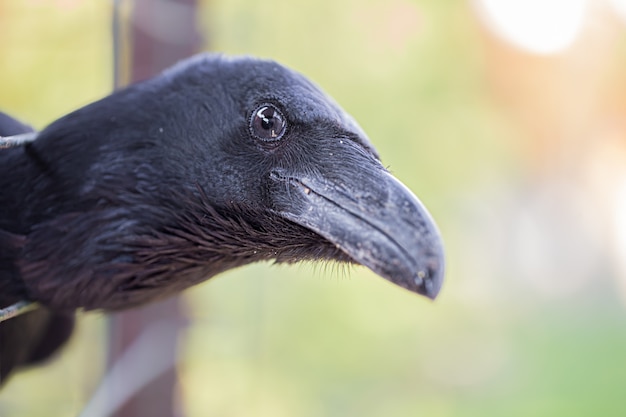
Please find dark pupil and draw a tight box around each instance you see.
[254,106,284,140]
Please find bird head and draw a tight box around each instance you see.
[20,54,444,309]
[155,55,445,299]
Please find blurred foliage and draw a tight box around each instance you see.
[2,1,626,417]
[0,1,112,127]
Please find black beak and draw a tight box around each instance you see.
[270,164,445,299]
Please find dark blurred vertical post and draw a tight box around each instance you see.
[109,1,203,416]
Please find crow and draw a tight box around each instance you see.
[0,54,444,384]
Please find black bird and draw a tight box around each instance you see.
[0,54,444,384]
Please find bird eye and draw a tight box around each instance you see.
[250,105,286,141]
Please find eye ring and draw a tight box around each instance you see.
[249,104,287,142]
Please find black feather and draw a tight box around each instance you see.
[0,114,75,385]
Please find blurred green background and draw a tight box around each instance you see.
[2,0,626,416]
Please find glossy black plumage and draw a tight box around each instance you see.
[0,54,444,384]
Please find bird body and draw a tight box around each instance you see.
[0,54,444,384]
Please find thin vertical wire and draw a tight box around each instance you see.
[112,0,121,90]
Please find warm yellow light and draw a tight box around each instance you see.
[474,0,588,54]
[609,0,626,22]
